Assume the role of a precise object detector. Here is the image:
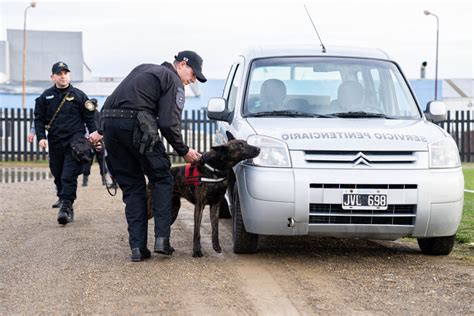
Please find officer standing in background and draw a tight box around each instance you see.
[91,51,204,262]
[34,62,100,225]
[82,98,106,186]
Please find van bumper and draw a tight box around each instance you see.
[236,164,464,239]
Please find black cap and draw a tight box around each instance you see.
[51,62,70,74]
[174,51,207,83]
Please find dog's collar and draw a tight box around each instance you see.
[201,177,226,183]
[185,163,226,185]
[202,164,226,183]
[204,163,221,173]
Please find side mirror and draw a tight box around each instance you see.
[207,97,231,122]
[425,100,446,123]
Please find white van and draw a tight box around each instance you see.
[208,45,464,255]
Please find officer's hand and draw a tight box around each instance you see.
[89,131,103,144]
[27,133,35,143]
[183,148,201,163]
[39,139,48,149]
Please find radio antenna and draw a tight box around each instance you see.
[304,4,326,53]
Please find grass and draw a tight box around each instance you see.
[0,160,49,168]
[463,166,474,190]
[457,165,474,244]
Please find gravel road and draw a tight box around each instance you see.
[1,167,473,314]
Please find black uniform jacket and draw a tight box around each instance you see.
[102,62,189,156]
[34,84,97,147]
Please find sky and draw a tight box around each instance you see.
[1,0,473,79]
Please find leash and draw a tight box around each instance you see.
[101,150,117,196]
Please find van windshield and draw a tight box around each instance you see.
[243,57,421,119]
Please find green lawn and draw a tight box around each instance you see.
[458,165,474,243]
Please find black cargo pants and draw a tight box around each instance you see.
[103,117,174,250]
[48,142,83,202]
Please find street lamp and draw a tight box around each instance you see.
[22,0,37,110]
[424,10,439,100]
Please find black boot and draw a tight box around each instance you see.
[57,200,73,225]
[82,175,89,187]
[131,248,151,262]
[52,199,62,208]
[154,237,175,255]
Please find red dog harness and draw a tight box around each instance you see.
[185,164,200,186]
[184,163,226,186]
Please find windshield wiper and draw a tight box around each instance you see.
[247,110,335,118]
[331,111,396,119]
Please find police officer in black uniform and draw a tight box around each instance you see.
[34,62,98,225]
[95,51,205,262]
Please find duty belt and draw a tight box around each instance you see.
[102,109,139,119]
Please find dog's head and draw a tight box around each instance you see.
[205,131,260,169]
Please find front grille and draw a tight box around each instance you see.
[309,183,417,189]
[309,204,416,225]
[304,150,417,165]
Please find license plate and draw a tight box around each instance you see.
[342,189,388,210]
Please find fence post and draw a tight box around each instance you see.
[460,111,465,161]
[468,111,472,162]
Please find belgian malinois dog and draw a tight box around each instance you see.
[170,131,260,257]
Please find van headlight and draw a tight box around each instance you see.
[246,135,291,167]
[429,138,461,168]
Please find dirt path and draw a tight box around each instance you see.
[1,168,473,314]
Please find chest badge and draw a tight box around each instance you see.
[84,100,95,111]
[65,95,75,101]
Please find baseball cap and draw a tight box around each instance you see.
[174,51,207,83]
[51,62,70,74]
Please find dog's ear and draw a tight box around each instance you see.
[226,131,236,141]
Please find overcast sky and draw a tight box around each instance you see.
[1,0,472,79]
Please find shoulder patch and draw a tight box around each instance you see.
[176,88,185,110]
[84,100,95,111]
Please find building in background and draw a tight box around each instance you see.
[2,29,87,82]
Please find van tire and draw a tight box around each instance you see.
[232,186,258,254]
[218,197,231,218]
[417,235,456,255]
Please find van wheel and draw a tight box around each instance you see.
[417,235,456,255]
[232,186,258,254]
[218,197,231,218]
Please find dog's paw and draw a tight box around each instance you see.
[192,250,203,258]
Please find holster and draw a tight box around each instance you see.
[133,111,160,154]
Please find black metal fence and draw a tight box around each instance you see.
[1,108,473,162]
[0,108,217,163]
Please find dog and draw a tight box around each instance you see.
[169,131,260,257]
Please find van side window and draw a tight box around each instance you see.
[226,64,243,112]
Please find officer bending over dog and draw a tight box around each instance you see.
[92,51,205,262]
[34,62,101,225]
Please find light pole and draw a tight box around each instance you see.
[424,10,439,100]
[22,0,37,110]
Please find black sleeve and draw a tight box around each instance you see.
[79,91,97,133]
[157,74,189,156]
[33,95,47,141]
